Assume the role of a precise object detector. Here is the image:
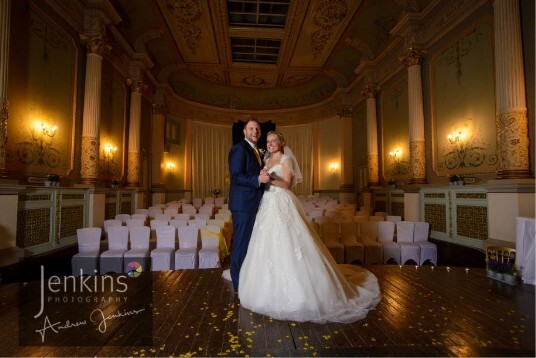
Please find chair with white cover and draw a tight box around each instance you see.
[126,218,146,229]
[198,206,214,218]
[385,215,402,222]
[169,219,189,229]
[131,213,148,224]
[377,221,400,264]
[150,219,169,242]
[308,208,324,220]
[195,213,211,221]
[163,206,179,217]
[154,213,172,221]
[374,212,388,218]
[151,225,176,271]
[72,227,102,276]
[215,212,232,222]
[192,197,203,209]
[369,215,385,222]
[207,219,231,249]
[340,221,364,264]
[320,222,344,264]
[135,208,149,216]
[413,221,437,265]
[100,226,129,274]
[214,197,226,208]
[358,221,383,265]
[148,206,163,219]
[103,219,122,239]
[123,226,151,273]
[115,213,131,225]
[204,224,229,258]
[204,197,215,206]
[174,213,190,221]
[182,206,197,219]
[189,219,207,228]
[175,226,200,269]
[396,221,421,265]
[198,227,221,268]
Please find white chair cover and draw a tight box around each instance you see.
[385,215,402,222]
[174,213,190,221]
[134,208,149,216]
[396,221,421,265]
[169,219,189,229]
[192,198,203,209]
[72,227,102,276]
[100,225,129,274]
[195,213,211,221]
[369,215,385,222]
[189,219,207,228]
[123,226,151,273]
[340,221,364,264]
[214,197,226,208]
[413,221,437,265]
[151,226,176,271]
[126,218,146,228]
[131,213,148,224]
[198,228,221,268]
[154,213,172,221]
[378,221,400,264]
[175,226,199,269]
[204,197,215,205]
[516,217,535,285]
[115,214,131,225]
[182,206,198,219]
[163,207,179,216]
[359,221,382,264]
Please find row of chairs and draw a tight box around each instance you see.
[112,210,232,226]
[315,220,437,266]
[72,225,222,276]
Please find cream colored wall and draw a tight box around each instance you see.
[488,192,535,244]
[317,117,341,190]
[0,194,18,251]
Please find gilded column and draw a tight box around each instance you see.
[127,80,144,187]
[362,87,379,187]
[0,0,11,171]
[493,0,531,178]
[338,107,355,203]
[79,35,109,184]
[151,103,166,188]
[401,48,427,184]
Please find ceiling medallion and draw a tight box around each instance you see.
[166,0,202,53]
[242,75,266,86]
[311,0,347,58]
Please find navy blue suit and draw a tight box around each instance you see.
[228,140,264,291]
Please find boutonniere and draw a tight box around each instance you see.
[258,148,265,157]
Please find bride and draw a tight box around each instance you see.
[223,131,381,323]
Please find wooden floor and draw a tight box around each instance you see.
[0,265,534,357]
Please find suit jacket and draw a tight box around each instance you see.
[228,140,264,213]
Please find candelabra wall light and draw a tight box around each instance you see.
[19,120,61,167]
[440,120,497,170]
[166,162,176,171]
[101,143,118,175]
[388,147,410,177]
[328,162,339,173]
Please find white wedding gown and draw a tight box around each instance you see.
[223,157,381,324]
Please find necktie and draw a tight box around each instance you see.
[253,147,262,165]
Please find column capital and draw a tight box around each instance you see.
[361,86,377,99]
[337,107,353,118]
[152,103,167,115]
[399,47,426,67]
[128,79,147,94]
[79,34,111,56]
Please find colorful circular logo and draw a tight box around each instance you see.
[126,261,143,278]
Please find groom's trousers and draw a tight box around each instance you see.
[230,210,257,292]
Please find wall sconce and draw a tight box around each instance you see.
[103,143,118,159]
[447,130,465,144]
[34,122,57,138]
[102,142,118,175]
[329,162,339,173]
[389,148,402,163]
[166,162,176,171]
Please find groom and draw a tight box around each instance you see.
[228,119,271,293]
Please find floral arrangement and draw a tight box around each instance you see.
[487,257,517,275]
[111,179,120,188]
[212,188,221,196]
[47,174,60,182]
[448,175,459,183]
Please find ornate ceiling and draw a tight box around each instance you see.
[112,0,431,112]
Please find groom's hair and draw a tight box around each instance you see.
[243,118,260,128]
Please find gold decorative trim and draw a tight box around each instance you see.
[496,110,531,176]
[60,205,84,239]
[80,136,99,180]
[16,208,51,248]
[424,193,445,198]
[456,192,486,199]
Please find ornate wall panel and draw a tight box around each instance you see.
[431,22,497,177]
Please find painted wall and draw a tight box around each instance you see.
[317,117,340,190]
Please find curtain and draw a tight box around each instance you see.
[278,124,313,196]
[192,122,232,199]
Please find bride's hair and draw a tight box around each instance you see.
[267,131,285,153]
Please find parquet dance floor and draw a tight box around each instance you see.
[0,265,534,357]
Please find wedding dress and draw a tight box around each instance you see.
[223,154,381,324]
